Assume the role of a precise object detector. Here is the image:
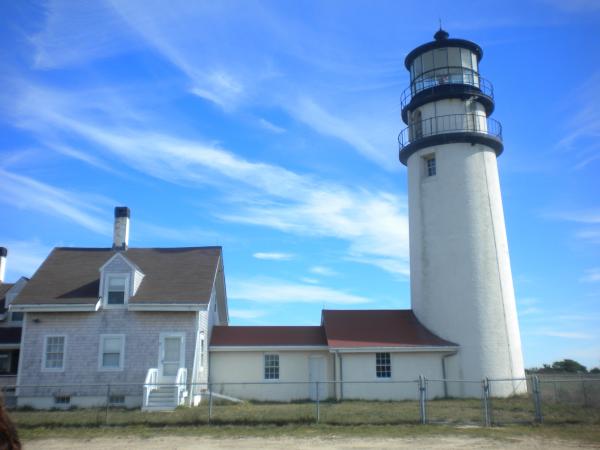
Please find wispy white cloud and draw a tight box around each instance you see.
[229,309,267,320]
[12,82,411,276]
[229,278,370,305]
[556,72,600,170]
[309,266,338,277]
[289,97,392,169]
[581,268,600,283]
[30,1,140,69]
[257,118,285,134]
[1,239,51,281]
[0,169,112,235]
[536,330,595,339]
[253,252,294,261]
[300,277,319,284]
[33,1,399,170]
[518,307,542,317]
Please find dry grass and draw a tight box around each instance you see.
[10,396,600,429]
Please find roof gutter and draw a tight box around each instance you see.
[329,345,459,354]
[127,303,207,312]
[210,345,329,352]
[10,299,101,312]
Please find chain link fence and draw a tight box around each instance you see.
[2,375,599,428]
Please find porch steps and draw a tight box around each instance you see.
[143,386,178,411]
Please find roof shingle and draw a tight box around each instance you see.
[211,326,327,346]
[14,247,222,306]
[322,309,457,348]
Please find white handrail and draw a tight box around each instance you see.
[143,368,159,407]
[175,368,188,406]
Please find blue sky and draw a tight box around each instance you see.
[0,0,599,369]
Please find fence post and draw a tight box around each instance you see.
[104,383,111,426]
[582,379,588,407]
[315,381,320,424]
[482,378,491,427]
[208,384,213,425]
[418,375,427,424]
[532,375,543,423]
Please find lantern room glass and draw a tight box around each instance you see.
[410,47,480,94]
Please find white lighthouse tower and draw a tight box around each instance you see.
[399,30,525,396]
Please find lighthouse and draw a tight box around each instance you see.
[399,30,525,396]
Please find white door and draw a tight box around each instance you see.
[309,356,327,400]
[159,333,185,381]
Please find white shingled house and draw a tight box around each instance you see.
[11,207,228,410]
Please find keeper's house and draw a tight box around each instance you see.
[11,208,228,410]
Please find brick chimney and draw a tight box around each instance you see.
[113,207,130,250]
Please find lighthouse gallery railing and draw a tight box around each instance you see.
[398,113,502,149]
[400,66,494,111]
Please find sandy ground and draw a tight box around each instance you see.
[24,436,599,449]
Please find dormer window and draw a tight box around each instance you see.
[105,275,129,306]
[99,253,143,308]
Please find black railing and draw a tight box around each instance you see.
[398,113,502,149]
[400,67,494,110]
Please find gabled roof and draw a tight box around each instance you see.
[322,309,457,348]
[211,326,327,347]
[14,247,222,306]
[0,284,14,300]
[0,283,14,315]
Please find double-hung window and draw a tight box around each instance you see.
[44,336,65,371]
[264,354,279,380]
[99,335,125,370]
[106,276,127,306]
[376,352,391,378]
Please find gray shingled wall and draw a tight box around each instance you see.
[18,310,198,398]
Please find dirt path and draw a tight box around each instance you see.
[24,436,597,449]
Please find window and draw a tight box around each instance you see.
[107,276,127,305]
[10,312,24,322]
[99,335,125,370]
[376,352,391,378]
[54,395,70,405]
[264,354,279,380]
[0,352,10,373]
[0,351,17,374]
[425,156,436,177]
[43,336,65,371]
[109,395,125,405]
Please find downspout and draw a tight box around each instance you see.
[442,351,458,398]
[338,351,344,401]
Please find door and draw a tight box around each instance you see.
[159,333,185,381]
[309,356,327,400]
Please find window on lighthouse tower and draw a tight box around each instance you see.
[424,154,436,177]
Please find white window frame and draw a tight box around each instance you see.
[423,153,436,178]
[98,334,125,371]
[42,335,66,372]
[264,353,280,381]
[375,352,392,379]
[103,273,130,309]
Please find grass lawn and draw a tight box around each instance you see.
[11,397,600,444]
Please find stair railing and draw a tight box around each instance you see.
[143,368,159,407]
[175,367,188,406]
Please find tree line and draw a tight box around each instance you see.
[526,359,600,374]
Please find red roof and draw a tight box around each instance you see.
[322,309,456,348]
[211,326,327,347]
